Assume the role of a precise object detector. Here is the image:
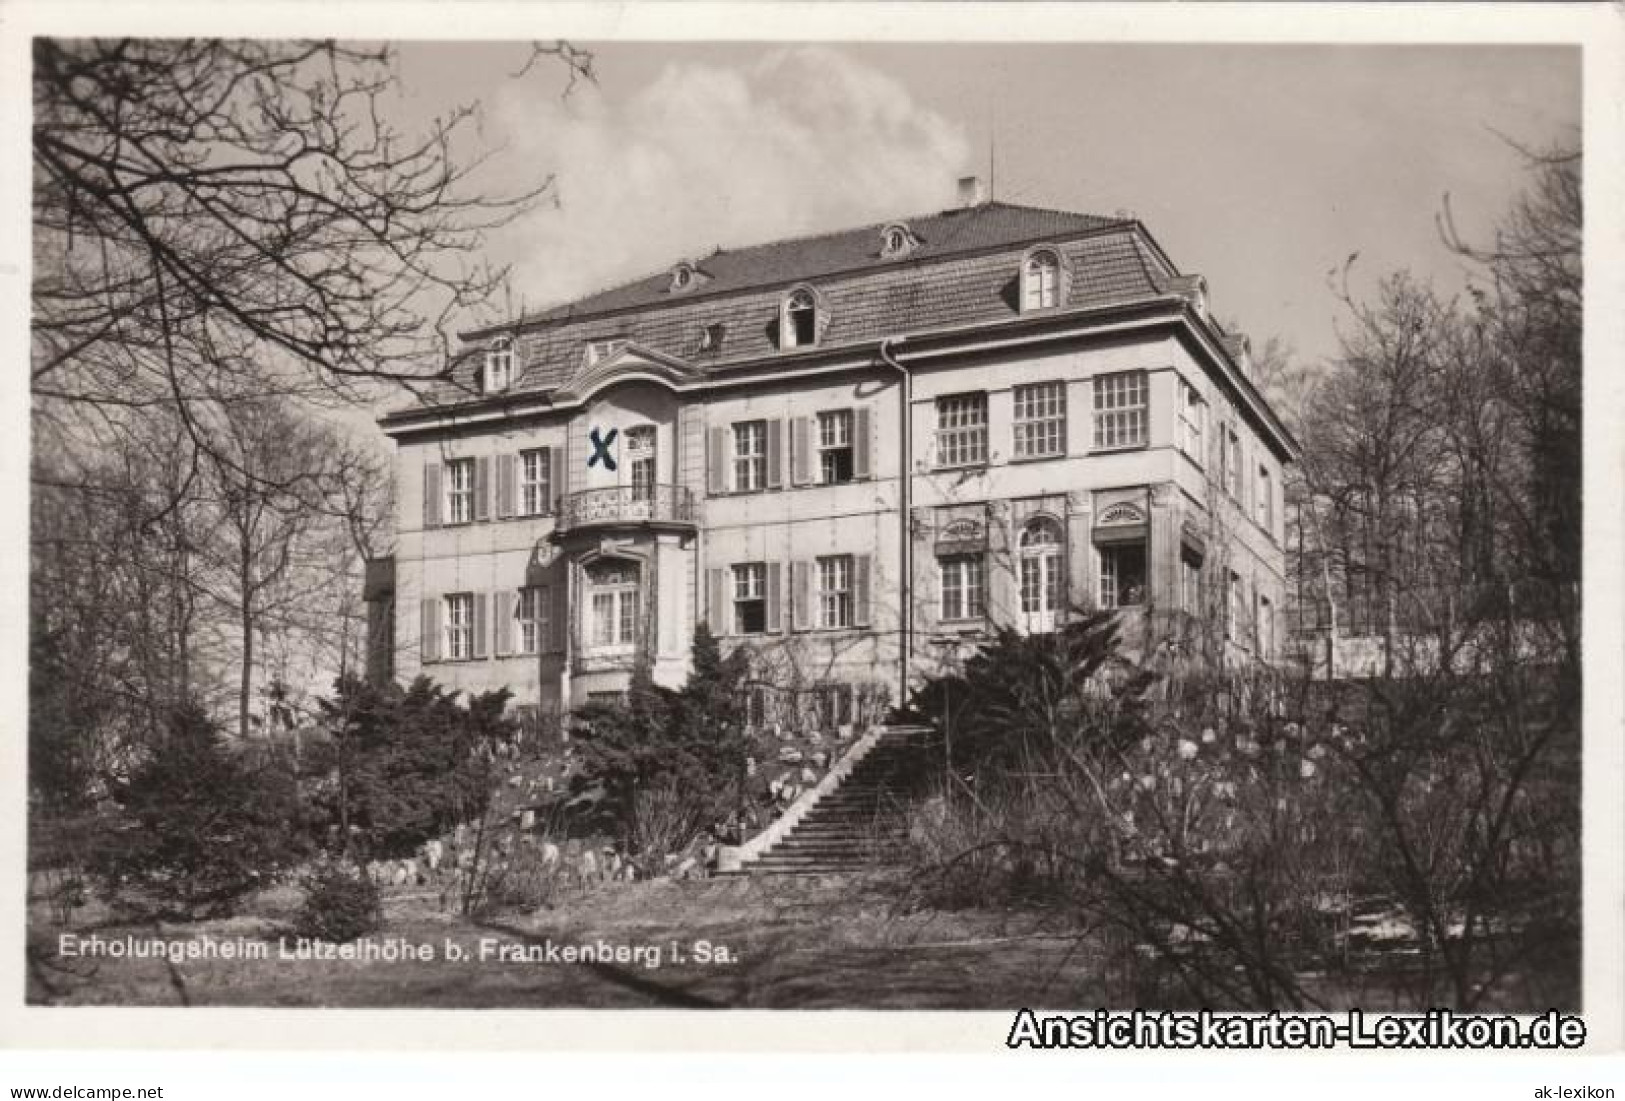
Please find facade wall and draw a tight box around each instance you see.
[379,217,1295,721]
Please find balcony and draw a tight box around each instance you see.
[554,485,697,536]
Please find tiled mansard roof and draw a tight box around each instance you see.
[410,202,1199,408]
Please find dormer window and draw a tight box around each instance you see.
[1021,250,1062,311]
[670,262,697,293]
[484,337,514,393]
[697,322,726,354]
[584,338,628,367]
[880,223,916,258]
[781,288,819,349]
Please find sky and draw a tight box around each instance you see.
[384,40,1579,397]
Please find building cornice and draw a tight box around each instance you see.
[382,296,1298,464]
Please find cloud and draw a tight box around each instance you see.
[489,47,971,314]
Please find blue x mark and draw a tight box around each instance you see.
[588,427,618,471]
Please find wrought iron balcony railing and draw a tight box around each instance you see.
[555,484,697,533]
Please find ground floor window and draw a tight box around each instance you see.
[586,559,640,651]
[809,683,852,730]
[518,585,546,654]
[1180,551,1203,614]
[939,553,985,622]
[1258,593,1274,657]
[1099,542,1147,609]
[817,555,853,629]
[444,592,474,659]
[1019,517,1064,618]
[733,562,767,635]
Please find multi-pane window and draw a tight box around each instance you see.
[1180,552,1203,614]
[1099,543,1147,609]
[785,290,817,348]
[1022,251,1060,311]
[485,339,514,393]
[519,449,550,516]
[517,586,546,654]
[444,593,474,660]
[1223,426,1242,498]
[1019,518,1063,615]
[627,426,656,501]
[733,562,767,635]
[817,555,853,629]
[586,561,639,650]
[445,459,475,524]
[818,410,854,484]
[1093,371,1149,450]
[810,684,852,730]
[1178,379,1206,463]
[939,554,986,621]
[935,393,987,468]
[733,421,767,492]
[1257,465,1273,529]
[1013,382,1066,459]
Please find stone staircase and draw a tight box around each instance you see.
[734,724,936,876]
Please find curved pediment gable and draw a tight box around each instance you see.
[551,341,703,404]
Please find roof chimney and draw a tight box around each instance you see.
[957,176,987,209]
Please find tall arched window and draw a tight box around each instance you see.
[782,288,818,349]
[1020,516,1064,630]
[1022,250,1061,311]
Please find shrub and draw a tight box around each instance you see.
[313,675,513,860]
[568,626,751,859]
[92,702,309,920]
[463,837,566,917]
[294,862,382,943]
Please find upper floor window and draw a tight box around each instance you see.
[1257,464,1273,529]
[733,562,767,635]
[484,338,514,393]
[1022,250,1061,311]
[519,449,551,517]
[445,458,475,525]
[733,420,767,492]
[782,289,818,349]
[626,426,656,501]
[1178,378,1206,464]
[1222,425,1242,498]
[936,392,988,468]
[670,262,697,292]
[818,409,854,484]
[444,592,474,660]
[939,553,986,622]
[816,554,853,629]
[1013,381,1066,459]
[1093,370,1148,450]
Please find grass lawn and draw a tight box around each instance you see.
[26,874,1109,1009]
